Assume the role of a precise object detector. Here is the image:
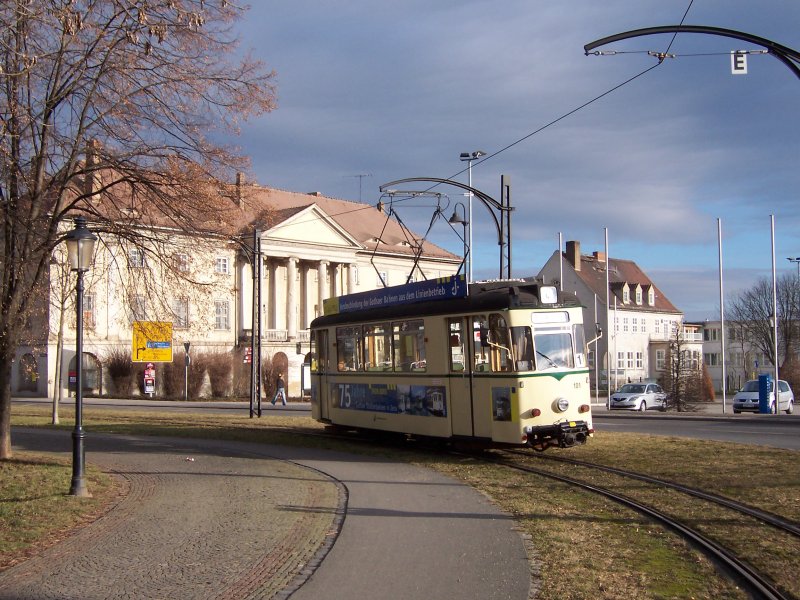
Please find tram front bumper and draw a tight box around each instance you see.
[524,420,591,450]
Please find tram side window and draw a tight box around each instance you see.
[393,319,426,372]
[510,326,534,371]
[573,324,587,368]
[364,323,392,371]
[488,313,513,372]
[448,319,465,372]
[336,326,362,371]
[473,316,489,371]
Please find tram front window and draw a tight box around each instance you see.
[533,331,574,370]
[510,326,534,371]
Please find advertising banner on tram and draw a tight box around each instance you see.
[334,382,447,417]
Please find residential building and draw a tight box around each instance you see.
[538,240,700,392]
[699,320,777,392]
[15,179,461,399]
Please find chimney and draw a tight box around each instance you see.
[593,251,606,263]
[566,240,580,271]
[235,172,244,206]
[84,140,101,204]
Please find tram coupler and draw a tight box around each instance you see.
[525,421,590,451]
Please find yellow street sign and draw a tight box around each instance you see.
[132,321,173,362]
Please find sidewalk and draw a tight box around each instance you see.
[3,428,531,600]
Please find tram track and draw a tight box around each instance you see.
[484,448,793,600]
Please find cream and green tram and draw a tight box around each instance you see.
[309,276,593,450]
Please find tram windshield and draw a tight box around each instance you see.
[533,331,574,370]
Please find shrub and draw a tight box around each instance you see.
[231,347,252,399]
[105,347,133,397]
[187,351,208,399]
[162,352,187,399]
[206,351,233,398]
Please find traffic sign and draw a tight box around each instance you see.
[731,50,747,75]
[132,321,174,362]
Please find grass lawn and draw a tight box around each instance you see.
[6,405,799,599]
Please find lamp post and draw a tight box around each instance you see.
[448,202,469,277]
[459,150,486,283]
[787,257,800,277]
[64,216,97,497]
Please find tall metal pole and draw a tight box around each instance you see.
[256,233,263,417]
[605,227,611,409]
[718,218,727,413]
[558,232,563,291]
[250,229,259,417]
[69,269,89,497]
[468,159,473,283]
[770,215,780,414]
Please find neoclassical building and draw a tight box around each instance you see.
[15,179,461,399]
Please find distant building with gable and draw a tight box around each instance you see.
[538,240,701,392]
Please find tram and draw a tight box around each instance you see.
[309,275,593,450]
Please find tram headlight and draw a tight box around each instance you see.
[555,397,569,412]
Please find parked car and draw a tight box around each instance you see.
[610,382,667,412]
[732,379,794,414]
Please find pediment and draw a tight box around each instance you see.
[264,204,362,249]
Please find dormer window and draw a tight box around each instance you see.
[622,284,630,304]
[635,285,643,305]
[648,287,655,306]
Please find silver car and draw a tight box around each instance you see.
[732,379,794,414]
[610,383,667,412]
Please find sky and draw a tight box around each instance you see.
[223,1,799,321]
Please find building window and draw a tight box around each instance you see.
[622,317,629,333]
[656,349,666,370]
[84,293,96,329]
[173,297,189,329]
[377,271,388,287]
[640,318,647,333]
[214,300,230,330]
[632,317,638,333]
[704,328,719,342]
[128,248,146,268]
[627,351,634,369]
[173,253,190,272]
[622,287,630,303]
[635,287,642,305]
[648,288,655,306]
[214,257,230,275]
[616,351,625,369]
[636,352,643,369]
[655,320,661,334]
[130,295,147,322]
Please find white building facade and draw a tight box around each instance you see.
[15,184,461,399]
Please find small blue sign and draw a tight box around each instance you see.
[147,341,172,349]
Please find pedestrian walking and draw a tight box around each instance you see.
[272,373,287,406]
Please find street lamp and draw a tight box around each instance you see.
[787,257,800,277]
[459,150,486,283]
[448,202,469,277]
[64,216,97,497]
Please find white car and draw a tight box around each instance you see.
[732,379,794,414]
[610,383,667,412]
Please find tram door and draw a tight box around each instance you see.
[447,318,474,436]
[314,329,330,420]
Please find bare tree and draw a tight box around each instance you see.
[0,1,276,459]
[659,324,702,412]
[726,274,800,389]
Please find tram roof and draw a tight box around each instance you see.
[311,279,582,327]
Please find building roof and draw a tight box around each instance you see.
[75,169,458,262]
[570,252,681,314]
[238,185,458,261]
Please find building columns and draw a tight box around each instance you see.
[287,257,298,339]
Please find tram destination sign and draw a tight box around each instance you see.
[324,274,467,315]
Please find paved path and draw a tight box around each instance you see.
[4,429,531,600]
